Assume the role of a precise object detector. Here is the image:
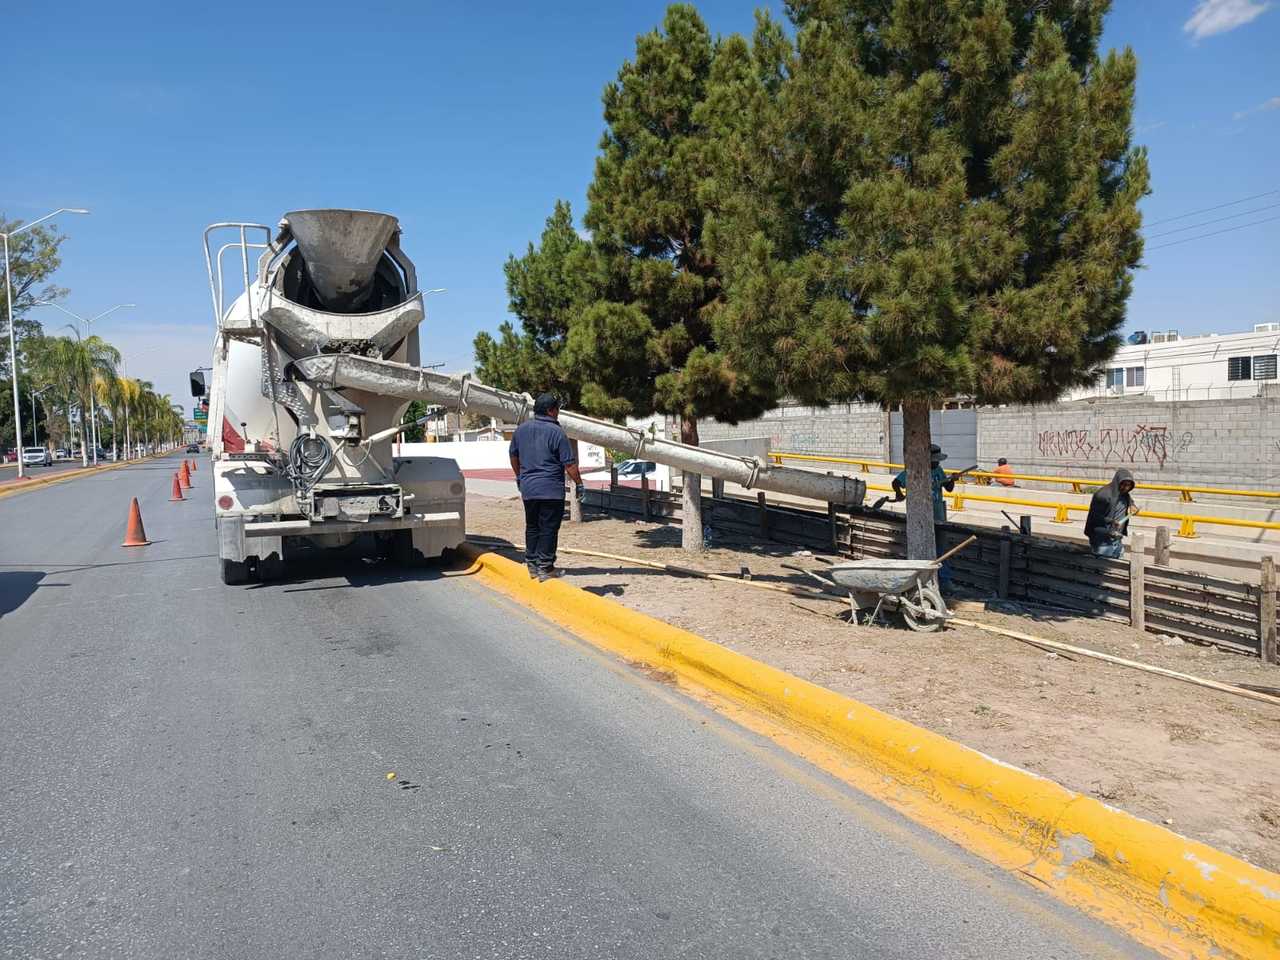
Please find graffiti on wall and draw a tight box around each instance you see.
[1035,424,1191,468]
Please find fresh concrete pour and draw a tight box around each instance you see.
[0,457,1153,959]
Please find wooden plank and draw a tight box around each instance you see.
[1144,565,1258,600]
[998,533,1011,600]
[1024,586,1128,619]
[1261,555,1277,665]
[1143,581,1258,620]
[1025,544,1128,576]
[1025,561,1130,596]
[1032,577,1130,608]
[1143,595,1257,636]
[1130,532,1145,632]
[1145,610,1259,655]
[1154,525,1170,566]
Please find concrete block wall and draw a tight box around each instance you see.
[976,396,1280,490]
[691,401,888,460]
[678,394,1280,492]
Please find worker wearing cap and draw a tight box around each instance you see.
[994,458,1016,487]
[509,393,585,581]
[891,444,955,522]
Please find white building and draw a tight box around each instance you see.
[1067,323,1280,402]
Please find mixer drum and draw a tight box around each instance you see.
[262,209,423,359]
[284,209,399,312]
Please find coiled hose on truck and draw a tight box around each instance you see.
[284,434,334,511]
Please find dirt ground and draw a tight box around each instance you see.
[466,492,1280,872]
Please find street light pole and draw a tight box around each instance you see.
[2,208,90,477]
[36,301,134,465]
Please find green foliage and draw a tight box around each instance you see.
[18,334,170,458]
[1,216,68,378]
[704,0,1148,559]
[399,400,432,442]
[579,4,780,426]
[473,200,600,412]
[715,0,1149,410]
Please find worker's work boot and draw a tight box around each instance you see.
[526,561,538,578]
[537,568,563,582]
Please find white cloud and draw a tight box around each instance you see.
[1233,95,1280,120]
[1136,120,1168,134]
[1184,0,1272,40]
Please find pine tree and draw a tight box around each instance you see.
[573,3,780,551]
[717,0,1148,559]
[473,200,598,412]
[474,200,602,521]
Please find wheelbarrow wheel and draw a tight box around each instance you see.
[901,584,947,633]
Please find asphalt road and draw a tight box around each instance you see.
[0,456,1154,959]
[0,458,104,488]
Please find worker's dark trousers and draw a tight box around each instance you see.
[523,498,565,572]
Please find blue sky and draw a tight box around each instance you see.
[3,0,1277,416]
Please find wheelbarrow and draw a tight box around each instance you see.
[826,559,950,632]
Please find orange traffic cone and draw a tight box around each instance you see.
[179,461,192,489]
[122,497,150,547]
[190,457,197,472]
[170,473,185,501]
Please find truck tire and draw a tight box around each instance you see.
[390,529,430,567]
[257,552,286,582]
[220,558,251,585]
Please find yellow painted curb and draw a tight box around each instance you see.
[0,452,174,501]
[460,542,1280,960]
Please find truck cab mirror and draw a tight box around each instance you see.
[190,370,207,397]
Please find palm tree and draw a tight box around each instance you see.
[95,371,123,459]
[26,335,81,455]
[67,333,119,465]
[119,377,142,458]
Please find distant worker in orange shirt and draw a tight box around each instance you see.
[993,458,1016,487]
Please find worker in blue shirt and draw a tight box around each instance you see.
[892,444,957,587]
[891,444,955,523]
[509,393,585,581]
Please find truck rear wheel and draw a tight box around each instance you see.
[257,552,286,582]
[220,558,251,585]
[390,529,427,567]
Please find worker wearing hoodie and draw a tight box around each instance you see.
[1084,468,1136,558]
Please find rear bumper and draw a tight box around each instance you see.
[243,511,461,538]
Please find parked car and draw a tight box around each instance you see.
[54,448,71,461]
[615,459,658,480]
[2,448,16,463]
[581,459,670,492]
[21,446,53,467]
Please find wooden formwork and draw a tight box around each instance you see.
[583,485,1279,662]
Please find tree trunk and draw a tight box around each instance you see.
[124,403,131,460]
[78,401,88,466]
[902,398,936,561]
[680,416,704,554]
[568,438,582,523]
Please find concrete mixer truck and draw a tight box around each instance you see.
[201,209,864,584]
